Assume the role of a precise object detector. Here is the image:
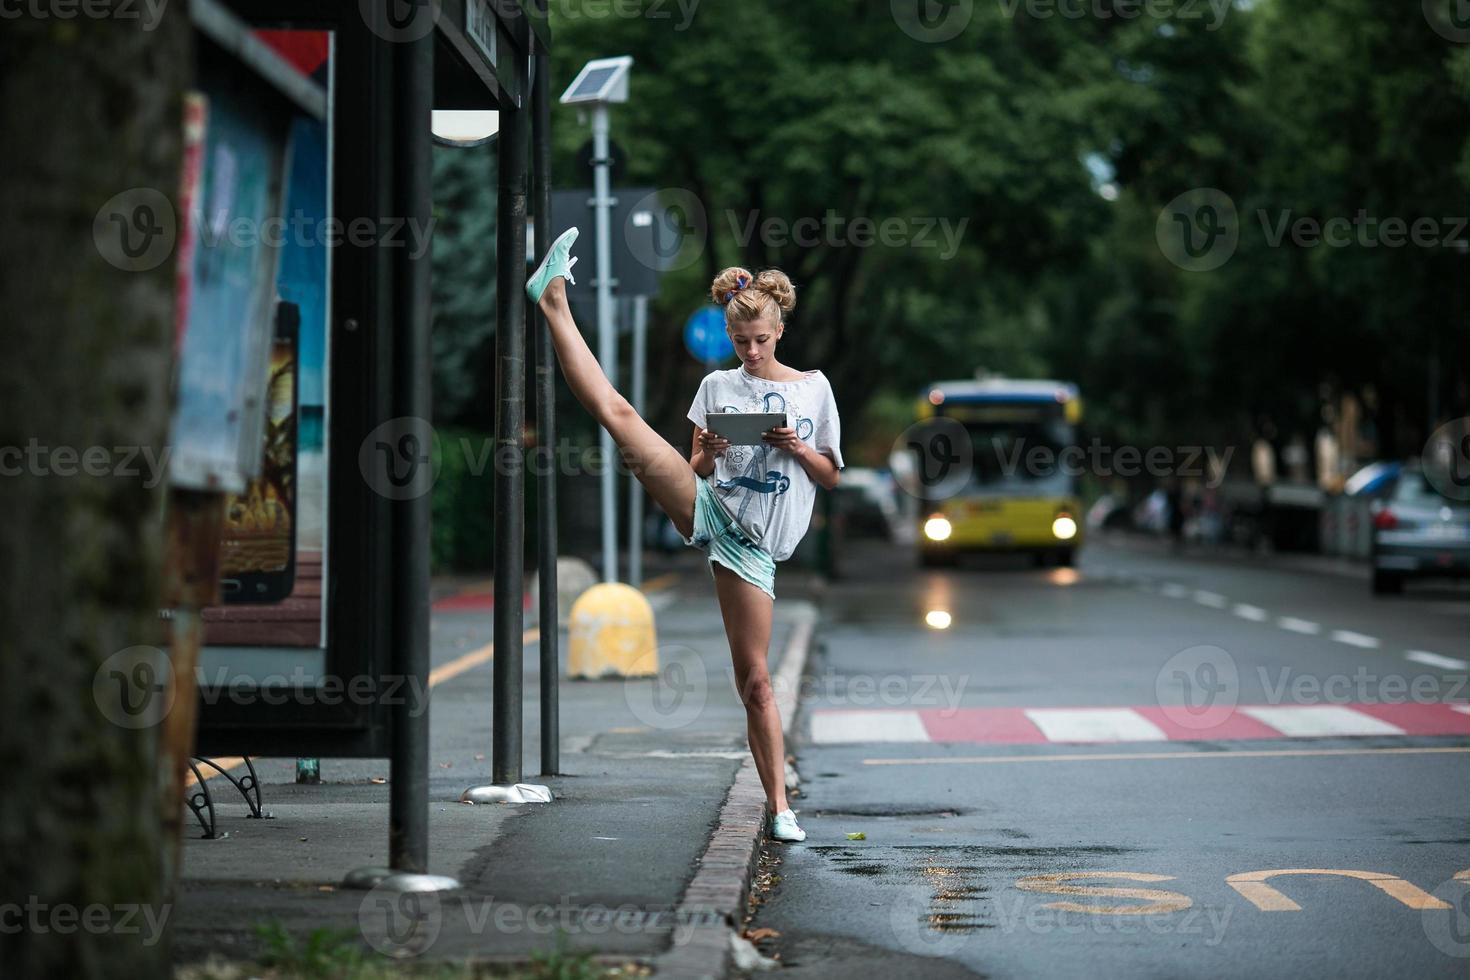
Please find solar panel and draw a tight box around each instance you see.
[566,67,616,101]
[560,56,632,105]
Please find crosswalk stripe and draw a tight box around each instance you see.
[1240,705,1404,737]
[1024,708,1168,743]
[810,710,930,744]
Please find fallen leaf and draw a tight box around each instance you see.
[744,927,781,941]
[846,832,866,841]
[370,777,387,784]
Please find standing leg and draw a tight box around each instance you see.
[537,278,697,539]
[711,561,788,815]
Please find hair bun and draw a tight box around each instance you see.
[710,266,797,321]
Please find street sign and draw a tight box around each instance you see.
[684,305,732,364]
[551,185,684,303]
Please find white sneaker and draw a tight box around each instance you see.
[771,808,806,842]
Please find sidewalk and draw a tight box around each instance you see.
[1095,529,1369,581]
[170,550,824,977]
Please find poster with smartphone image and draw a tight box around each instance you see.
[219,301,299,603]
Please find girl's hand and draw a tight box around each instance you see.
[699,429,730,457]
[762,426,804,455]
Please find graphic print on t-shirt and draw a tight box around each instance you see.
[687,367,843,562]
[714,390,811,527]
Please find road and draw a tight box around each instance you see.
[750,535,1470,979]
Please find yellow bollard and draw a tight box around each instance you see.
[567,583,658,679]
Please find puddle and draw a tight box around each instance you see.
[810,842,1139,937]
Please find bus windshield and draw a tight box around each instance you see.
[945,404,1075,495]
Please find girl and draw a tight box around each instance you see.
[528,227,843,843]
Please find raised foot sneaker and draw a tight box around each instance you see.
[771,808,806,842]
[526,226,580,305]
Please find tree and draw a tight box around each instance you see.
[0,13,190,976]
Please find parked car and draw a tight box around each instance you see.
[831,467,901,540]
[1370,465,1470,594]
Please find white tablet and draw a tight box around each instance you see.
[703,412,788,446]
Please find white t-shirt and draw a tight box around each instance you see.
[686,364,844,562]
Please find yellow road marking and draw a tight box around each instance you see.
[640,572,679,593]
[862,745,1470,766]
[1015,872,1192,915]
[1226,869,1453,911]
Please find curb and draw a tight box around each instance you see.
[652,600,819,980]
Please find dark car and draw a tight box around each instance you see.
[1370,467,1470,594]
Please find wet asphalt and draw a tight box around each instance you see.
[750,535,1470,979]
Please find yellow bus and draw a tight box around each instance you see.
[911,377,1084,568]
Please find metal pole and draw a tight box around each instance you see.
[493,57,530,787]
[627,294,647,586]
[389,30,433,873]
[592,103,617,583]
[533,44,559,777]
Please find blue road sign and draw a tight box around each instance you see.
[684,306,732,364]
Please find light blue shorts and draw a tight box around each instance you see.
[682,477,776,601]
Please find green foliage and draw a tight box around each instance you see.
[536,0,1470,465]
[432,143,498,431]
[252,921,366,978]
[431,428,496,573]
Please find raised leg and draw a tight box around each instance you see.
[537,279,697,539]
[711,561,787,815]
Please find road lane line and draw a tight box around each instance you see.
[1330,629,1381,649]
[1278,616,1321,635]
[1407,650,1469,670]
[1161,583,1189,598]
[861,746,1470,766]
[1240,705,1405,737]
[811,710,930,744]
[1233,603,1268,622]
[1024,708,1168,743]
[1193,590,1228,609]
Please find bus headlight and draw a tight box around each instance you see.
[1052,514,1078,540]
[924,515,952,541]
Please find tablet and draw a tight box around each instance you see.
[703,412,788,446]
